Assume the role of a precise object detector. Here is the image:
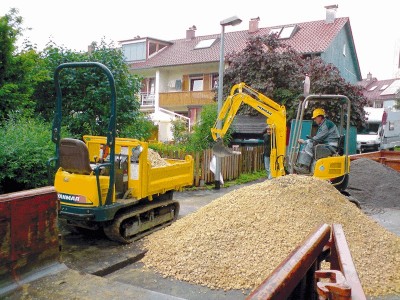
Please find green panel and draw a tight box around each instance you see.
[288,120,313,151]
[347,126,357,155]
[289,120,357,155]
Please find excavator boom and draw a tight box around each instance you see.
[211,82,287,178]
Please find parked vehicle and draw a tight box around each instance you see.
[357,107,400,153]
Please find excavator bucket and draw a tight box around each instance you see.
[212,138,241,157]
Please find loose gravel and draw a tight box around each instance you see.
[147,149,170,167]
[348,158,400,213]
[141,173,400,297]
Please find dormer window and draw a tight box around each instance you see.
[120,38,171,62]
[122,41,146,62]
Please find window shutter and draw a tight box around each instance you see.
[204,74,211,91]
[182,75,189,91]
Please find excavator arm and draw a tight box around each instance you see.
[211,82,287,178]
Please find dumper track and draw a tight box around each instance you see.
[103,199,179,244]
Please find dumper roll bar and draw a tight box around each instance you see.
[50,62,117,206]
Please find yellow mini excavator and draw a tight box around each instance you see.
[211,82,351,193]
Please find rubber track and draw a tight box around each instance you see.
[103,199,179,244]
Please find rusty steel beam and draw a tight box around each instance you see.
[315,269,351,299]
[0,186,60,290]
[330,224,366,300]
[246,223,331,300]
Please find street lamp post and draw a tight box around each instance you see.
[215,15,242,190]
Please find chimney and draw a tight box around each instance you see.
[186,25,197,40]
[367,72,373,81]
[249,17,260,33]
[325,4,338,24]
[88,44,95,54]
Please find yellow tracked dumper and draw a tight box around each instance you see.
[49,62,194,243]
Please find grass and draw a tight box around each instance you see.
[184,170,267,191]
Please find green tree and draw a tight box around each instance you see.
[120,111,157,140]
[33,40,143,138]
[171,118,190,144]
[187,104,232,152]
[395,99,400,110]
[223,35,368,128]
[0,9,41,121]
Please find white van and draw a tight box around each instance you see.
[357,107,400,153]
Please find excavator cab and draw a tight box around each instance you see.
[287,94,351,192]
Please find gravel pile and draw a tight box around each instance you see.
[348,158,400,212]
[141,174,400,297]
[147,149,170,167]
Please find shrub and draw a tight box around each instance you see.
[0,115,58,193]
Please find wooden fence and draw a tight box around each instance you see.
[156,145,265,187]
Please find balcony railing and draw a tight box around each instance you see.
[140,93,155,107]
[140,91,215,112]
[159,90,215,108]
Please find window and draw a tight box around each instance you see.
[368,86,377,91]
[122,42,146,62]
[269,25,297,39]
[148,41,167,57]
[380,84,389,91]
[279,25,296,39]
[195,39,217,49]
[190,77,203,91]
[269,28,282,37]
[211,74,219,89]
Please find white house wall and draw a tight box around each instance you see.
[138,63,218,93]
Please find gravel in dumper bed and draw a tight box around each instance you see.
[141,174,400,297]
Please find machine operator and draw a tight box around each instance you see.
[294,108,339,174]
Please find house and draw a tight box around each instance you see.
[358,72,400,109]
[121,5,361,141]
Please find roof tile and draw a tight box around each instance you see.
[128,18,349,70]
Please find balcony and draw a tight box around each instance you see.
[159,90,215,109]
[140,90,215,112]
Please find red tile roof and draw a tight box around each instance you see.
[128,18,350,70]
[359,78,400,101]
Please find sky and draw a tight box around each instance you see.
[1,0,400,80]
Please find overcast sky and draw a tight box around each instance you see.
[1,0,399,80]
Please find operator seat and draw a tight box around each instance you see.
[336,135,345,155]
[314,135,344,160]
[59,138,93,175]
